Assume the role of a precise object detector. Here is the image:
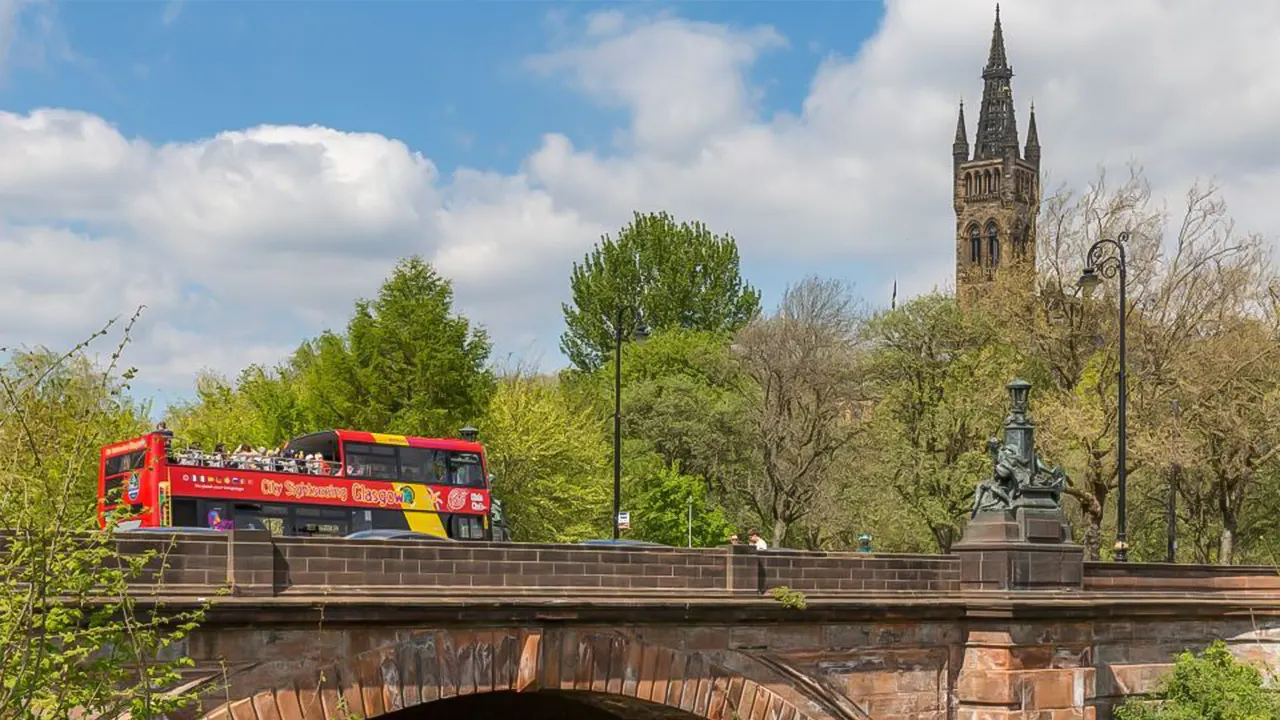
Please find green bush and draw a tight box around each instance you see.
[1115,640,1280,720]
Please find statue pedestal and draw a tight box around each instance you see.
[952,505,1083,591]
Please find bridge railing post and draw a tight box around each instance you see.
[226,529,276,596]
[725,543,763,595]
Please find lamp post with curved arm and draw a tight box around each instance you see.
[1078,232,1129,562]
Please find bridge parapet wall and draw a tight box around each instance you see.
[116,531,962,597]
[1084,561,1280,593]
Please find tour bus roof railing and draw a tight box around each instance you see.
[166,447,343,476]
[107,428,486,457]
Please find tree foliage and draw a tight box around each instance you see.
[480,370,610,543]
[0,315,204,718]
[626,461,733,547]
[561,211,761,371]
[860,293,1022,552]
[1115,640,1280,720]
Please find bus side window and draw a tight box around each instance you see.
[343,442,399,481]
[399,447,446,484]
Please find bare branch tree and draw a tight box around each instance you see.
[732,277,867,548]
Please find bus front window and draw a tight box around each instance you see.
[448,452,485,487]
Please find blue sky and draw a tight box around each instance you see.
[8,1,882,182]
[3,0,1278,415]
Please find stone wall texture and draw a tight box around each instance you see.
[109,532,1280,720]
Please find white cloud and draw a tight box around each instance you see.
[2,0,1280,399]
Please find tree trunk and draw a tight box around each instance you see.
[1082,522,1101,562]
[771,518,787,549]
[1218,527,1234,565]
[1218,478,1237,565]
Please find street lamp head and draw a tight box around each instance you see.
[1006,379,1031,415]
[1078,267,1101,298]
[459,425,479,441]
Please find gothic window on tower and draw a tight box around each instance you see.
[987,222,1000,267]
[965,173,973,197]
[969,225,981,264]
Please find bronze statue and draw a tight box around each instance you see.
[970,380,1068,518]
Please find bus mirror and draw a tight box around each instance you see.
[487,473,496,487]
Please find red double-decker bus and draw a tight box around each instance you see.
[98,429,492,540]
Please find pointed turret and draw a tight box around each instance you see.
[973,5,1019,160]
[1024,102,1040,166]
[953,101,969,165]
[985,4,1009,74]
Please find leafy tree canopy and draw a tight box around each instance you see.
[561,212,761,371]
[1115,640,1280,720]
[479,371,610,543]
[0,318,203,718]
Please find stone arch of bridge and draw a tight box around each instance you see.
[202,628,825,720]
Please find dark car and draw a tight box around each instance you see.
[575,538,668,548]
[344,529,455,542]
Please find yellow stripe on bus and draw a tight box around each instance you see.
[404,511,448,537]
[370,433,409,446]
[393,483,443,513]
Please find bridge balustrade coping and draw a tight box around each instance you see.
[16,531,1280,602]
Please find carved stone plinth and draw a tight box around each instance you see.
[952,507,1083,591]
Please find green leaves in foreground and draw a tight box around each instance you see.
[1115,640,1280,720]
[1,315,207,718]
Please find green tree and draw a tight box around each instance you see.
[480,370,610,543]
[1115,640,1280,719]
[312,256,495,436]
[618,329,753,501]
[561,212,761,371]
[861,294,1022,552]
[0,316,204,717]
[1,347,151,510]
[627,462,733,547]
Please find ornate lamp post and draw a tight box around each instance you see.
[1078,232,1129,562]
[613,307,649,540]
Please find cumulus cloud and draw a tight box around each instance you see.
[2,0,1279,398]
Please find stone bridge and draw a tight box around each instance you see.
[118,531,1280,720]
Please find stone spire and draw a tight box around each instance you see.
[973,5,1020,160]
[953,101,969,165]
[985,4,1009,71]
[1024,101,1040,166]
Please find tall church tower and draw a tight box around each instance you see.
[954,5,1040,295]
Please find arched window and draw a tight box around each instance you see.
[983,170,991,194]
[969,225,981,264]
[964,173,972,197]
[986,222,1000,267]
